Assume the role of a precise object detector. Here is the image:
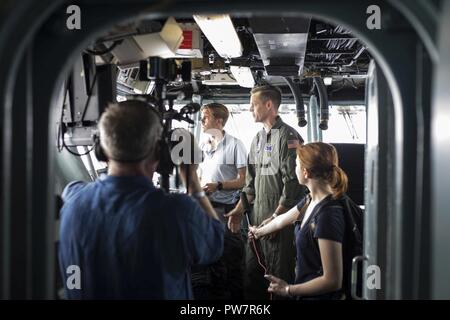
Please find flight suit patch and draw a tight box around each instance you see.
[287,139,300,149]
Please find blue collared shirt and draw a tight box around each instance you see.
[59,175,224,299]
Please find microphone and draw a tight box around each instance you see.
[240,191,252,226]
[240,191,267,277]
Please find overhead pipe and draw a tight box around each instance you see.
[313,77,329,130]
[342,46,366,67]
[284,77,307,127]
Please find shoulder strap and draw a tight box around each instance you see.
[296,194,312,223]
[309,194,335,221]
[341,195,363,244]
[307,194,343,245]
[307,194,335,239]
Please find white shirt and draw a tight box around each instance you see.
[200,131,247,204]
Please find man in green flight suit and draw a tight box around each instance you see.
[225,85,307,299]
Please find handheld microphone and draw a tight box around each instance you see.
[240,191,269,294]
[240,191,252,226]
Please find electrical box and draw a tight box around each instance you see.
[133,17,184,59]
[174,23,203,58]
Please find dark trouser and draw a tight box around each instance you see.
[192,202,244,300]
[298,291,345,300]
[244,224,296,300]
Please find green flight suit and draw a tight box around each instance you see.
[243,116,307,299]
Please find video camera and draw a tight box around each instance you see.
[59,54,202,192]
[134,57,201,191]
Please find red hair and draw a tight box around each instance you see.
[296,142,348,199]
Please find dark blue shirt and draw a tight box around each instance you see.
[294,196,345,287]
[59,175,224,299]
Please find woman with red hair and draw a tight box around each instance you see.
[249,142,349,299]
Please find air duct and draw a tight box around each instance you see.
[284,77,307,127]
[249,17,311,76]
[313,77,329,130]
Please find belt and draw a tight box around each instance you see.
[210,201,236,213]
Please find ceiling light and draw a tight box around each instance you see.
[202,73,237,86]
[193,14,243,59]
[229,66,255,88]
[323,77,333,86]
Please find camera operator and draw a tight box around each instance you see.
[58,100,224,299]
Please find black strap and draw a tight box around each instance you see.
[306,195,342,265]
[295,194,312,225]
[341,195,362,244]
[308,194,335,228]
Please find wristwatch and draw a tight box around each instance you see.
[217,181,223,191]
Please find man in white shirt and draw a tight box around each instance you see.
[200,103,247,207]
[192,103,247,299]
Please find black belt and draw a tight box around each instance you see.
[210,201,236,213]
